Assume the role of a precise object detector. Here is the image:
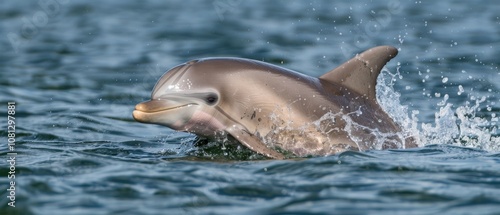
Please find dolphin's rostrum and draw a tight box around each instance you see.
[133,46,417,159]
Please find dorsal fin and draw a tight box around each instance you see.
[319,46,398,101]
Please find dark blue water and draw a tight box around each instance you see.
[1,0,499,214]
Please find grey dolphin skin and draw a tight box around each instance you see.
[133,46,417,159]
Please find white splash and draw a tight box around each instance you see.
[376,67,500,152]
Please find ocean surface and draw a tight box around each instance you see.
[1,0,499,214]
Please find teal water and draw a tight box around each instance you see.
[1,0,499,214]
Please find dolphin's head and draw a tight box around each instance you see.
[133,59,236,137]
[133,58,290,159]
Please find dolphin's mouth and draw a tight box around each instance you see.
[132,99,198,123]
[134,100,196,113]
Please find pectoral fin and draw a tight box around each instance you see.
[225,125,285,159]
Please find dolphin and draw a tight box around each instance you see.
[133,46,416,159]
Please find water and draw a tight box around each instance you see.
[1,0,499,214]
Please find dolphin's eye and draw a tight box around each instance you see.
[205,93,218,105]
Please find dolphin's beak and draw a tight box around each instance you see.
[133,100,163,123]
[132,99,196,123]
[134,100,171,113]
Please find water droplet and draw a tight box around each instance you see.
[457,85,464,95]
